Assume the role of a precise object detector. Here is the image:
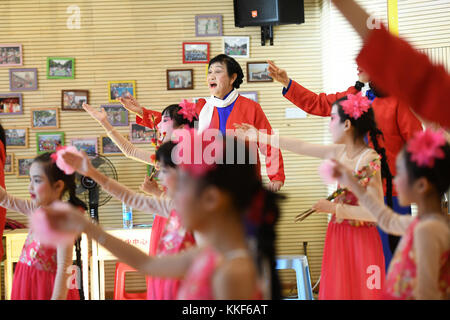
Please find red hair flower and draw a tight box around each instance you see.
[341,92,371,120]
[178,99,198,122]
[407,129,446,168]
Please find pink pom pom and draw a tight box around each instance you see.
[319,160,337,185]
[52,145,81,175]
[30,206,76,247]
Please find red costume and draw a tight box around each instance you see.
[356,25,450,129]
[0,141,6,260]
[283,80,422,195]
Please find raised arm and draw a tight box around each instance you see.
[61,151,172,218]
[0,186,38,216]
[83,103,153,164]
[51,243,73,300]
[332,159,414,235]
[45,202,196,279]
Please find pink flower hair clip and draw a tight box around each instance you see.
[341,92,371,120]
[178,99,198,122]
[50,145,82,175]
[406,129,446,168]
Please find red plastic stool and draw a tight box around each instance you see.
[113,262,147,300]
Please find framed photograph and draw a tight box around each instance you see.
[31,108,59,130]
[36,132,65,154]
[47,57,75,79]
[101,105,129,126]
[100,135,125,156]
[246,62,273,82]
[0,44,22,67]
[17,157,34,178]
[223,36,250,58]
[167,69,193,90]
[195,15,222,37]
[0,93,23,115]
[130,122,156,144]
[9,68,38,91]
[108,81,136,103]
[4,153,14,175]
[70,137,98,156]
[5,128,28,149]
[240,91,259,102]
[183,42,210,64]
[62,90,89,111]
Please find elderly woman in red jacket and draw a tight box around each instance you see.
[268,60,422,269]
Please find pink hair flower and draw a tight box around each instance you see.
[51,145,82,175]
[178,99,198,122]
[407,129,446,168]
[341,92,371,120]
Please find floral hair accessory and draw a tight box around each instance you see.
[406,129,446,168]
[50,146,82,175]
[172,128,223,177]
[340,92,371,120]
[178,99,198,122]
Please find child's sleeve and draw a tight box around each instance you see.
[95,175,173,218]
[414,219,450,299]
[0,186,38,216]
[106,127,153,164]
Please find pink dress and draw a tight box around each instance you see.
[147,210,195,300]
[11,231,80,300]
[384,218,450,300]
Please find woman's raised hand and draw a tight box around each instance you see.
[118,92,144,116]
[83,103,108,124]
[61,150,93,176]
[267,60,290,88]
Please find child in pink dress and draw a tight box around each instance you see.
[332,128,450,299]
[236,92,393,299]
[44,130,281,299]
[0,152,86,299]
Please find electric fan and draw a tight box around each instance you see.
[75,154,118,222]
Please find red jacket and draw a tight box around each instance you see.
[0,142,6,259]
[137,97,286,183]
[283,80,422,195]
[356,25,450,129]
[196,96,285,183]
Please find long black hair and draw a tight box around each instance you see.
[334,97,394,208]
[0,123,6,154]
[208,54,244,89]
[161,104,196,128]
[33,152,87,299]
[193,136,283,299]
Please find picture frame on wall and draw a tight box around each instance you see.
[17,157,34,178]
[47,57,75,79]
[223,36,249,59]
[108,81,136,103]
[129,122,155,144]
[183,42,210,63]
[36,132,65,154]
[0,44,23,67]
[100,135,125,156]
[195,15,222,37]
[5,127,28,149]
[4,153,14,175]
[167,69,193,90]
[70,137,98,156]
[9,68,38,91]
[31,107,59,130]
[246,62,273,82]
[240,91,259,102]
[62,90,89,111]
[0,93,23,115]
[101,105,129,126]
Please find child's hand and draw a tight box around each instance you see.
[313,199,337,214]
[140,176,163,197]
[61,151,93,176]
[118,92,144,116]
[267,60,290,88]
[233,123,259,143]
[83,103,108,124]
[43,201,88,234]
[267,180,283,192]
